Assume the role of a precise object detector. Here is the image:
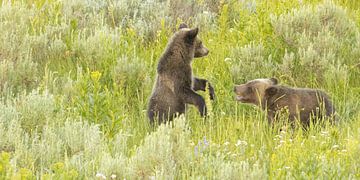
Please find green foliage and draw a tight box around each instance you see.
[127,116,192,178]
[69,69,127,137]
[0,152,12,179]
[230,42,277,82]
[0,56,38,96]
[0,0,359,179]
[271,1,360,85]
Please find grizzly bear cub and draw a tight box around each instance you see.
[147,23,215,125]
[234,78,336,127]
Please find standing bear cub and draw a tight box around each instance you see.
[147,23,215,124]
[234,78,336,127]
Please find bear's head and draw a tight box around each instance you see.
[176,23,209,58]
[234,78,278,106]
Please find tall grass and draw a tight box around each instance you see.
[0,0,359,179]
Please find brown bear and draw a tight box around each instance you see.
[234,78,336,127]
[147,23,215,125]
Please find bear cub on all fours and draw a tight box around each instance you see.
[147,23,215,125]
[234,78,336,127]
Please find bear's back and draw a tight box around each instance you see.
[266,86,335,125]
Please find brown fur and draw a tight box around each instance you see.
[234,78,336,127]
[147,23,215,125]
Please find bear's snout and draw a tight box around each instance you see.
[194,47,209,58]
[234,85,240,93]
[203,48,209,56]
[234,85,244,94]
[234,85,246,101]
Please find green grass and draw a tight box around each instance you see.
[0,0,360,179]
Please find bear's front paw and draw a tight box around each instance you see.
[198,99,207,117]
[207,83,216,100]
[201,105,208,117]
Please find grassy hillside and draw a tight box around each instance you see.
[0,0,360,179]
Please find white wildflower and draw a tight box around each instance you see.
[110,174,117,179]
[96,173,106,179]
[321,131,329,136]
[332,145,339,149]
[235,140,248,147]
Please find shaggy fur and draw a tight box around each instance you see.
[147,23,215,124]
[234,78,336,126]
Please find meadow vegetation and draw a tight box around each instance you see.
[0,0,360,179]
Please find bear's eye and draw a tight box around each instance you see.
[247,86,253,92]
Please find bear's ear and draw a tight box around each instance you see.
[186,27,199,40]
[265,86,278,96]
[270,78,278,85]
[179,23,188,30]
